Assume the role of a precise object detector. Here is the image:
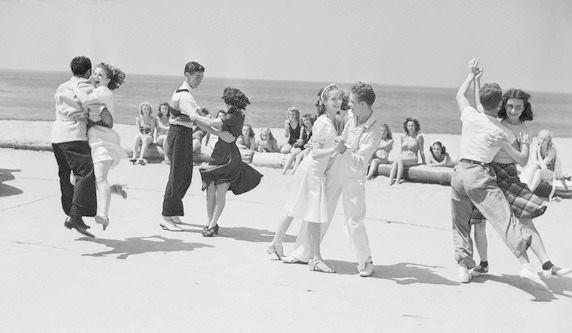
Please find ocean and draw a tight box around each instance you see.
[1,69,571,137]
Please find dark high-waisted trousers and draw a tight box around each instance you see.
[162,124,193,217]
[52,141,97,219]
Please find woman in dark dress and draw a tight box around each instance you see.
[190,87,263,237]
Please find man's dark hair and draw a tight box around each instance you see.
[70,56,92,76]
[184,61,205,75]
[351,82,376,106]
[479,83,503,111]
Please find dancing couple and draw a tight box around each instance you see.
[52,56,127,237]
[268,82,382,277]
[160,61,262,235]
[451,57,569,286]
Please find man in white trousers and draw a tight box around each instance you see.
[284,82,382,277]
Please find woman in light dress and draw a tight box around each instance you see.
[65,62,126,230]
[267,83,345,273]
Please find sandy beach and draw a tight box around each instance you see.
[1,119,571,332]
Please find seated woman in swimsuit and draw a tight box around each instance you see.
[388,118,426,185]
[522,129,571,194]
[130,102,157,165]
[366,123,394,180]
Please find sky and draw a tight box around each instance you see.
[1,0,572,93]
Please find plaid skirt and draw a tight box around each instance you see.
[470,162,547,224]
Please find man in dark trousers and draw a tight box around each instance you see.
[52,56,97,237]
[160,61,205,231]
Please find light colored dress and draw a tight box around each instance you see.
[400,135,420,166]
[86,86,126,167]
[285,114,337,223]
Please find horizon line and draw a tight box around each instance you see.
[1,68,571,96]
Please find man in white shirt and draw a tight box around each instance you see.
[452,58,539,285]
[52,56,97,238]
[160,61,205,231]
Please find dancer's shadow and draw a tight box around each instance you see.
[79,235,213,259]
[0,168,23,197]
[327,260,458,286]
[178,223,296,243]
[473,274,572,302]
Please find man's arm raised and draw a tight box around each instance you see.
[456,57,479,112]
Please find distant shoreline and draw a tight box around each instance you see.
[2,68,571,96]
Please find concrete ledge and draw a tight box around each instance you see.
[0,120,287,168]
[377,164,453,186]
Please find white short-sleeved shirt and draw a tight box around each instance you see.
[459,106,507,163]
[171,81,199,116]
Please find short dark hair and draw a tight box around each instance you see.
[498,88,533,122]
[198,107,210,116]
[403,117,421,135]
[351,82,376,106]
[479,83,503,111]
[70,56,91,76]
[184,61,205,75]
[222,87,250,110]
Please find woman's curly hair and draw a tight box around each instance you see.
[96,62,125,90]
[315,84,340,116]
[430,141,447,160]
[222,87,250,110]
[157,102,170,118]
[139,102,153,116]
[381,123,392,140]
[403,117,421,135]
[498,88,533,122]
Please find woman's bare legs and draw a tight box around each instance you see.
[388,161,398,185]
[282,148,301,175]
[395,159,405,185]
[207,182,230,229]
[367,159,381,180]
[472,222,488,275]
[267,215,294,259]
[138,135,154,160]
[521,217,550,264]
[131,135,142,160]
[205,182,216,227]
[474,222,488,262]
[94,160,113,230]
[307,221,334,272]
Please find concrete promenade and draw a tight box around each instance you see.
[1,147,571,332]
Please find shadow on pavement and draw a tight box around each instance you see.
[178,222,296,243]
[79,235,214,259]
[327,260,458,286]
[0,168,23,197]
[474,274,572,302]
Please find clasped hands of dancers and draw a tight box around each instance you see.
[53,56,569,283]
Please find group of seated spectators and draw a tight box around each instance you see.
[127,101,569,197]
[364,118,569,195]
[129,102,215,165]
